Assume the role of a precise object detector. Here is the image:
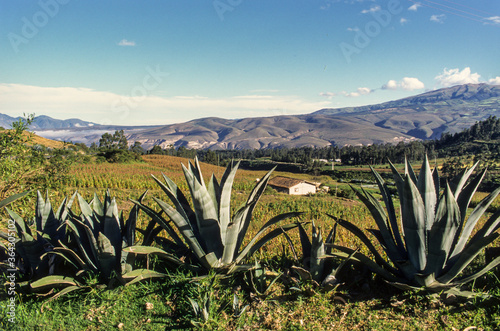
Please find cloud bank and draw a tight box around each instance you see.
[0,84,330,126]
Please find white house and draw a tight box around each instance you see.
[268,176,318,195]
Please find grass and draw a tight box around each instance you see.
[2,154,500,330]
[3,269,500,330]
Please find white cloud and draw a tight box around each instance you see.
[408,3,421,11]
[382,78,424,91]
[0,84,331,126]
[382,80,398,90]
[347,27,360,32]
[484,16,500,26]
[430,14,446,23]
[488,77,500,85]
[400,77,425,90]
[361,5,380,14]
[118,39,136,46]
[400,18,408,25]
[342,87,373,97]
[435,68,481,87]
[319,92,337,99]
[320,87,372,99]
[356,87,372,95]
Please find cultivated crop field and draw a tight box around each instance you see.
[2,155,500,330]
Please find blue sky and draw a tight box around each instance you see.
[1,0,499,126]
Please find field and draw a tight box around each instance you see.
[2,155,500,330]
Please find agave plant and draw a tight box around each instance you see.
[55,189,159,284]
[1,191,75,278]
[285,222,354,291]
[134,157,301,273]
[331,156,500,296]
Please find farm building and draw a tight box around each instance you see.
[268,176,319,195]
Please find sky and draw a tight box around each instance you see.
[0,0,499,126]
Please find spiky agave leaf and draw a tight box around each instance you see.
[136,158,300,273]
[0,191,30,209]
[335,156,500,295]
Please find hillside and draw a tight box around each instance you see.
[127,83,500,149]
[5,83,500,150]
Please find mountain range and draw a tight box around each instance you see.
[2,83,499,150]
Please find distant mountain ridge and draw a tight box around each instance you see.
[0,114,97,129]
[3,83,500,149]
[127,84,500,149]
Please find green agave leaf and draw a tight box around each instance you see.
[65,218,99,271]
[49,246,88,270]
[219,161,240,242]
[123,269,169,286]
[124,190,148,246]
[123,245,184,265]
[97,232,117,278]
[432,167,440,205]
[36,191,53,236]
[350,185,405,263]
[30,275,78,292]
[456,168,486,224]
[425,183,460,276]
[0,190,30,209]
[91,192,104,218]
[221,169,276,265]
[476,208,500,239]
[281,226,300,262]
[401,175,427,272]
[152,174,195,230]
[452,255,500,286]
[369,166,406,256]
[297,222,312,262]
[310,222,325,282]
[160,173,197,228]
[388,160,406,237]
[207,174,220,222]
[191,157,206,188]
[329,245,402,283]
[131,199,186,250]
[41,285,84,310]
[182,163,222,258]
[405,158,418,186]
[5,207,28,236]
[449,186,500,262]
[236,212,302,264]
[55,191,77,223]
[416,155,437,231]
[438,232,500,284]
[218,160,240,244]
[328,215,401,276]
[152,197,210,268]
[102,197,122,256]
[233,167,276,254]
[222,203,254,265]
[77,193,97,233]
[450,162,479,198]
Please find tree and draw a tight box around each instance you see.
[0,114,72,198]
[96,130,141,163]
[130,141,144,155]
[99,130,128,151]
